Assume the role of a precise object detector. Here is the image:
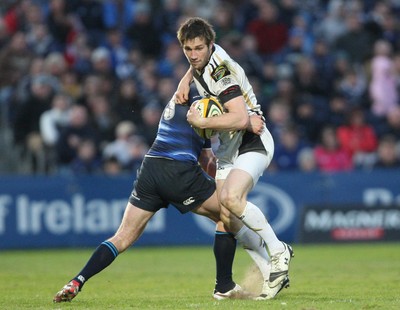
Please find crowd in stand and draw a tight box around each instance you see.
[0,0,400,175]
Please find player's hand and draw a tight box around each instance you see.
[174,81,190,105]
[247,114,264,135]
[187,104,204,128]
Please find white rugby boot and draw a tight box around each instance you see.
[268,242,294,288]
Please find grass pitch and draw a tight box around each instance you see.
[1,243,399,309]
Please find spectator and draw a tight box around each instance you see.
[211,3,237,42]
[77,74,103,107]
[13,74,54,146]
[326,94,348,127]
[314,0,347,46]
[334,12,374,64]
[385,107,400,140]
[65,32,92,75]
[39,92,72,147]
[90,47,115,81]
[337,67,367,108]
[372,135,400,169]
[13,56,45,108]
[113,78,145,125]
[292,56,326,97]
[26,23,56,57]
[102,27,131,79]
[314,125,353,172]
[266,99,292,142]
[156,0,182,43]
[246,0,288,57]
[311,38,336,93]
[45,0,76,51]
[336,107,378,167]
[59,70,82,100]
[73,0,105,47]
[139,103,162,146]
[13,74,55,172]
[369,39,399,117]
[102,155,124,175]
[272,124,309,171]
[157,40,184,78]
[56,105,99,170]
[102,120,140,170]
[69,138,102,174]
[86,94,119,145]
[102,0,135,32]
[297,147,317,173]
[0,31,34,90]
[125,2,162,59]
[293,95,326,144]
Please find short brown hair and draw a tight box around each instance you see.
[177,17,216,46]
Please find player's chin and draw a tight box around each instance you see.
[190,62,202,69]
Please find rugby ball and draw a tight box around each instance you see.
[192,97,223,139]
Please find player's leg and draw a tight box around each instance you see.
[217,152,293,295]
[192,192,239,298]
[196,193,270,299]
[53,203,154,302]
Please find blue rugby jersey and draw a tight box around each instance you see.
[146,87,210,163]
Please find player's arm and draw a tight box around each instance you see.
[247,114,265,136]
[198,142,216,178]
[187,91,249,131]
[174,67,193,104]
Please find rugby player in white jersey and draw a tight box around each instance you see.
[175,17,294,300]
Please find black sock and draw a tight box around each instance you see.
[213,231,237,293]
[72,241,119,289]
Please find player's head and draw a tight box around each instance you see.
[177,17,216,71]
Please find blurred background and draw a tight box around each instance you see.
[0,0,400,249]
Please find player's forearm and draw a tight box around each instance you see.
[199,96,249,131]
[175,68,194,103]
[200,112,248,131]
[180,67,193,85]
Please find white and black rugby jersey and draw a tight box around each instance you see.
[192,43,266,165]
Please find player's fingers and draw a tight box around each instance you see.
[174,92,185,104]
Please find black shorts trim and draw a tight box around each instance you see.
[238,131,267,155]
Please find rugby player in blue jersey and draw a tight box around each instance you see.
[53,86,272,303]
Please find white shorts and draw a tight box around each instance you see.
[216,128,274,186]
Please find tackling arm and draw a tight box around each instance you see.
[174,67,193,104]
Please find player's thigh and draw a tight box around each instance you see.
[233,151,271,188]
[192,190,220,223]
[111,202,155,251]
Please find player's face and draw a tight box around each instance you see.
[182,37,212,71]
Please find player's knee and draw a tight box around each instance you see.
[111,231,137,253]
[219,190,240,214]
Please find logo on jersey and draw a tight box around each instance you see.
[211,64,230,81]
[163,100,176,120]
[219,77,232,86]
[183,197,195,205]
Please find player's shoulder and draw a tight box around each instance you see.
[210,44,232,65]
